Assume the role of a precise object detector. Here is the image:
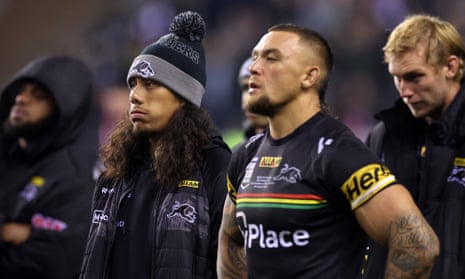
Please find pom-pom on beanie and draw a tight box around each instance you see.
[127,11,206,107]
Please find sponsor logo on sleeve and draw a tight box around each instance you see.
[340,164,396,210]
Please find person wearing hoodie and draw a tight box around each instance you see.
[0,56,97,278]
[79,11,231,279]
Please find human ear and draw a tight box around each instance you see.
[302,67,320,89]
[445,55,459,79]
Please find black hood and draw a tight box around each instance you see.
[0,56,93,158]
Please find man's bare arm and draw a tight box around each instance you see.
[384,211,439,278]
[355,184,439,279]
[217,196,247,279]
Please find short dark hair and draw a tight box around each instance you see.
[268,23,333,105]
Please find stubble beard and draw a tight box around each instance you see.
[247,95,277,118]
[3,114,56,139]
[247,93,292,118]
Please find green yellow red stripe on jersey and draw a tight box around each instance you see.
[237,193,328,210]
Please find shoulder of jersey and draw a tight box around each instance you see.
[244,132,265,149]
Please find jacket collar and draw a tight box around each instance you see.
[376,85,465,146]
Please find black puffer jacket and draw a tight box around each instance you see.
[0,56,97,279]
[365,87,465,279]
[79,134,230,279]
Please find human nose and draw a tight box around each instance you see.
[393,77,411,98]
[249,59,260,75]
[129,81,143,105]
[397,80,414,98]
[129,87,142,105]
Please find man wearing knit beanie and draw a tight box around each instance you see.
[80,11,231,279]
[127,10,207,107]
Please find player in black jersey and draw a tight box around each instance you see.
[217,23,439,279]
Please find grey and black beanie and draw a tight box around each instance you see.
[127,11,206,107]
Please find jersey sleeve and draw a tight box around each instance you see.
[317,129,396,211]
[227,145,245,204]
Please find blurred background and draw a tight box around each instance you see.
[1,0,464,146]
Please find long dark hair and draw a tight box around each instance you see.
[101,102,212,187]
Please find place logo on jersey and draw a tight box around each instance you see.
[237,211,311,249]
[32,213,67,232]
[340,164,396,210]
[259,156,282,168]
[273,163,302,183]
[447,157,465,187]
[166,201,197,223]
[19,176,45,201]
[178,179,200,189]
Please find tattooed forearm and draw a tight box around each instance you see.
[218,234,247,278]
[384,213,439,279]
[217,197,247,279]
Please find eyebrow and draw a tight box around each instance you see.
[390,69,424,78]
[252,48,282,58]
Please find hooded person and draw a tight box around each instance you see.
[0,56,97,279]
[79,11,231,279]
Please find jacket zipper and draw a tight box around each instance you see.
[102,179,133,278]
[150,183,161,279]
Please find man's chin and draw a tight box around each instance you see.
[132,125,155,137]
[4,116,56,139]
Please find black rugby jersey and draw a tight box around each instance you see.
[227,112,396,279]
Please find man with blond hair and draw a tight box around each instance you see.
[366,14,465,279]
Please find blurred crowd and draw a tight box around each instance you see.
[3,0,465,143]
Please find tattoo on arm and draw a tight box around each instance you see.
[218,197,247,279]
[384,213,439,279]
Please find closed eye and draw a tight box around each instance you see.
[402,72,424,83]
